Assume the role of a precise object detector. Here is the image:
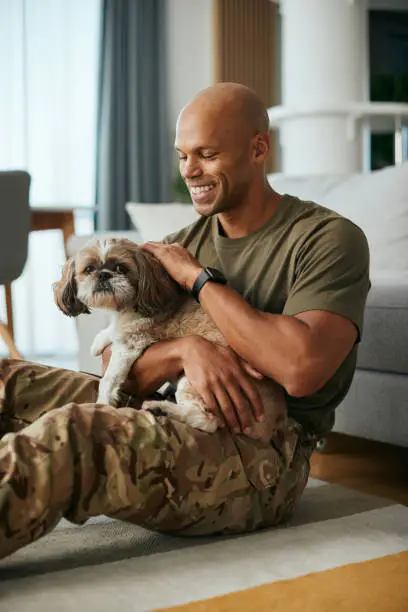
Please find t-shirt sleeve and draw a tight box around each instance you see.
[283,218,370,340]
[161,225,192,244]
[162,230,181,245]
[162,216,211,250]
[162,219,203,246]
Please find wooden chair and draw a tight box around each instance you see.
[0,171,31,359]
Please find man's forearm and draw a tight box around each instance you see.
[123,339,186,397]
[198,282,313,395]
[140,242,357,400]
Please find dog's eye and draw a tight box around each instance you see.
[84,265,96,274]
[115,264,128,274]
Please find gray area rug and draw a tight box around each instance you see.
[0,480,403,612]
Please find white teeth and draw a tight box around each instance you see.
[190,185,215,194]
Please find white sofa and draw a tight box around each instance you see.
[68,163,408,447]
[270,165,408,448]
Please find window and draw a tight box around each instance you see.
[369,9,408,169]
[0,0,101,358]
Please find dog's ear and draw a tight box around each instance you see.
[133,249,185,318]
[53,258,90,317]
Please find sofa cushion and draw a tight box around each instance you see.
[357,282,408,375]
[268,163,408,280]
[334,369,408,447]
[125,202,199,243]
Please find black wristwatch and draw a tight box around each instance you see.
[190,267,227,302]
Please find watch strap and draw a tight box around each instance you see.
[191,269,212,302]
[191,267,226,302]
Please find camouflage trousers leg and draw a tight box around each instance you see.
[0,359,316,560]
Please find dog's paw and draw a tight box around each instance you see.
[90,332,111,357]
[97,382,120,407]
[142,400,171,417]
[142,399,219,433]
[185,409,219,433]
[173,377,220,432]
[142,401,169,418]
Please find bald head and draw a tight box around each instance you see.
[177,82,270,140]
[175,83,271,218]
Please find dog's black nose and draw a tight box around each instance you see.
[98,271,112,282]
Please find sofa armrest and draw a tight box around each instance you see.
[357,280,408,374]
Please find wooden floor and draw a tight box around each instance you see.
[310,432,408,506]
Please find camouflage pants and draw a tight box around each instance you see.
[0,359,316,560]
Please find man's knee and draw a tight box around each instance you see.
[0,358,24,418]
[0,357,21,386]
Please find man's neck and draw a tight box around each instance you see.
[217,183,281,239]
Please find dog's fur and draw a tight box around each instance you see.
[54,238,287,438]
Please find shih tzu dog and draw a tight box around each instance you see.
[53,238,287,439]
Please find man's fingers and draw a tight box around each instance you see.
[239,378,265,423]
[211,385,240,433]
[141,241,162,250]
[101,344,112,373]
[223,384,255,433]
[200,390,219,416]
[142,241,181,253]
[241,361,264,379]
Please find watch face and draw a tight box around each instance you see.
[206,267,227,283]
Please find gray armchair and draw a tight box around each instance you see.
[0,171,31,358]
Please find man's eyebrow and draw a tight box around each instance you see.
[174,145,218,153]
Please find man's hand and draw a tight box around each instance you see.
[101,344,112,374]
[181,336,265,434]
[142,242,203,290]
[101,336,265,433]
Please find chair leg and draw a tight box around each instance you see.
[0,320,23,359]
[1,285,23,359]
[5,284,14,339]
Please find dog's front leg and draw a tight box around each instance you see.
[97,342,145,407]
[90,321,115,357]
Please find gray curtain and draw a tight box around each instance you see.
[95,0,170,231]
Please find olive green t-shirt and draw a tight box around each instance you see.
[164,195,370,436]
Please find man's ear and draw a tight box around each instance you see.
[253,133,270,162]
[53,258,90,317]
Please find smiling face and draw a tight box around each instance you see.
[175,83,270,217]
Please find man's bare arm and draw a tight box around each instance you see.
[198,282,357,397]
[103,339,185,397]
[142,242,358,398]
[102,335,265,433]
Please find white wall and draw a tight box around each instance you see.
[165,0,214,131]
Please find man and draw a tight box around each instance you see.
[0,83,370,560]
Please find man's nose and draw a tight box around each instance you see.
[183,157,202,179]
[99,270,112,282]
